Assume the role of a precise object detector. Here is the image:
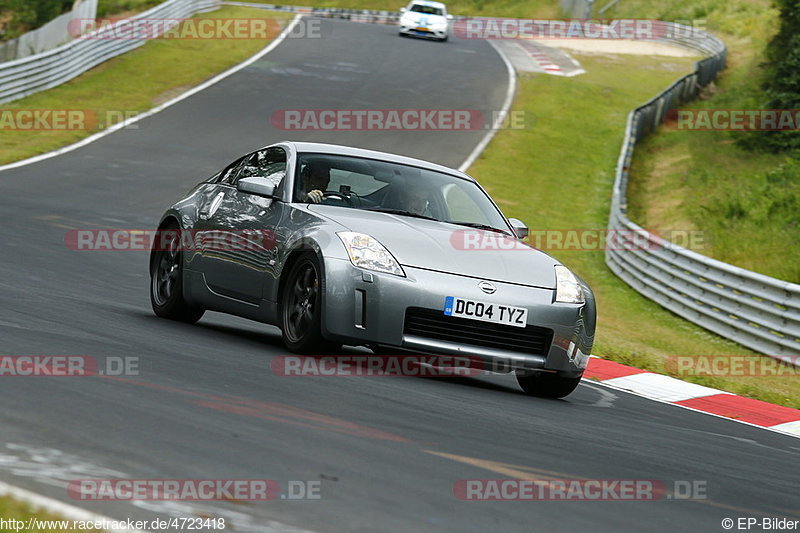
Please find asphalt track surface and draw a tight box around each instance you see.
[0,18,798,533]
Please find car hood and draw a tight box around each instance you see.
[401,12,447,25]
[308,205,558,289]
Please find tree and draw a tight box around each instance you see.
[0,0,73,40]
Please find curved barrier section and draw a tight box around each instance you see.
[0,0,220,104]
[606,22,800,363]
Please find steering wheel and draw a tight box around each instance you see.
[322,190,361,207]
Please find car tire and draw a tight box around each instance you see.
[516,371,582,398]
[150,224,204,324]
[281,253,338,354]
[440,35,448,42]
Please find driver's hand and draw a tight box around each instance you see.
[307,189,323,203]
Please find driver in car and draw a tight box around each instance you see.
[300,163,331,203]
[403,187,430,216]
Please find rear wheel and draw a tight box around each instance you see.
[150,224,204,324]
[281,254,338,354]
[516,371,582,398]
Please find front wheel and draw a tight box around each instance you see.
[150,225,204,324]
[516,371,582,398]
[281,254,338,354]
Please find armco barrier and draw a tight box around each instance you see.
[0,0,220,104]
[225,2,474,25]
[605,22,800,363]
[224,2,430,25]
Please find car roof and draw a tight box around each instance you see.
[408,0,447,9]
[280,141,472,181]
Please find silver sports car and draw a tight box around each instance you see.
[150,141,596,397]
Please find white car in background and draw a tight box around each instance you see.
[398,0,452,42]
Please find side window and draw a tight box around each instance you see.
[235,147,287,189]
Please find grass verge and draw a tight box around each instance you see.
[0,6,292,166]
[466,52,800,408]
[0,494,87,532]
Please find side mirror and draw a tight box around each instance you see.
[446,14,453,20]
[237,177,276,198]
[508,218,528,239]
[400,7,406,12]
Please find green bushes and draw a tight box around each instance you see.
[738,0,800,152]
[0,0,72,39]
[96,0,164,18]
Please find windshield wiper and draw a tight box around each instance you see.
[363,207,438,221]
[447,221,513,236]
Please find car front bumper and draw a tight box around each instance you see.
[321,257,594,377]
[399,24,448,39]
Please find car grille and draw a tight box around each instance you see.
[403,307,553,355]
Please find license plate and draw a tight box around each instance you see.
[415,27,429,31]
[443,296,528,328]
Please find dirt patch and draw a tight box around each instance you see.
[152,84,194,106]
[535,38,702,58]
[633,146,700,235]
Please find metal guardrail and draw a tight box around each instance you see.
[224,2,469,25]
[605,22,800,363]
[225,2,402,24]
[0,0,220,104]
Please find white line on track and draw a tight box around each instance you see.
[458,40,517,173]
[0,15,303,174]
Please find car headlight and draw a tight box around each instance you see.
[554,265,584,304]
[337,232,405,277]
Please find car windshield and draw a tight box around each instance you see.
[409,4,444,15]
[294,152,511,234]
